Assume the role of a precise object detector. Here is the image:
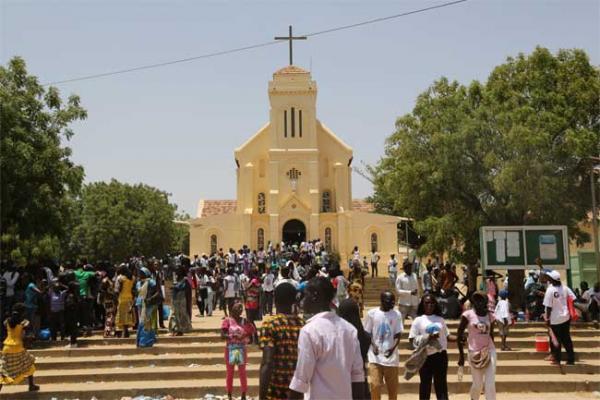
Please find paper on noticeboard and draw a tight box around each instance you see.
[506,231,520,257]
[539,234,558,260]
[493,231,506,240]
[495,238,506,262]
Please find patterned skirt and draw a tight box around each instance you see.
[0,350,36,385]
[104,300,116,337]
[116,299,134,328]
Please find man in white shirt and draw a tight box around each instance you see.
[275,263,299,289]
[289,277,365,400]
[370,251,380,278]
[222,267,239,317]
[2,266,20,303]
[262,268,275,315]
[363,290,403,400]
[580,282,600,321]
[388,254,398,287]
[226,248,237,271]
[395,261,420,323]
[543,270,576,365]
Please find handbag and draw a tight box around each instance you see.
[228,344,245,365]
[468,347,491,369]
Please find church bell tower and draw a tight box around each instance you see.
[268,65,318,150]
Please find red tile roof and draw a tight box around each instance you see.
[199,200,237,218]
[351,199,375,212]
[199,198,374,217]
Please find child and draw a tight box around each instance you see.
[494,289,512,351]
[0,303,39,392]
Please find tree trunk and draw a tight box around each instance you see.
[507,269,525,314]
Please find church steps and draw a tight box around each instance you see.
[27,337,599,358]
[28,326,599,349]
[4,374,600,399]
[28,361,600,384]
[11,305,598,398]
[33,349,600,370]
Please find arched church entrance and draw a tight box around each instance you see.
[282,219,306,245]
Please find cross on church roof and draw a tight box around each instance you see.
[274,25,307,66]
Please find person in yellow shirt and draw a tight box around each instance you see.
[115,266,135,338]
[0,303,39,392]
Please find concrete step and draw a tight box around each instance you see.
[34,349,600,370]
[30,361,600,384]
[4,374,600,399]
[29,328,600,350]
[28,337,600,358]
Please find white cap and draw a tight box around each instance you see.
[547,270,561,281]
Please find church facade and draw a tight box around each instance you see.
[189,65,401,262]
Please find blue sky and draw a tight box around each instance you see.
[2,0,598,216]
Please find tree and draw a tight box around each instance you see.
[173,212,191,255]
[0,57,87,265]
[370,47,600,304]
[69,180,180,262]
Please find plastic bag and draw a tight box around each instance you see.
[228,344,245,365]
[38,328,51,341]
[567,296,579,322]
[162,304,171,321]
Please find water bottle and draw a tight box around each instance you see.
[457,366,464,382]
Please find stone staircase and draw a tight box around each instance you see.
[3,314,598,399]
[2,278,598,399]
[364,276,395,307]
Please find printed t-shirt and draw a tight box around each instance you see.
[462,309,495,352]
[363,307,404,366]
[221,316,255,346]
[409,314,449,355]
[543,285,575,325]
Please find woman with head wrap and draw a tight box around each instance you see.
[136,267,161,348]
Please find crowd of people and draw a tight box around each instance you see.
[0,240,598,399]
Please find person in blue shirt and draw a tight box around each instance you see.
[23,274,41,338]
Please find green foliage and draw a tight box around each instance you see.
[370,47,600,264]
[70,180,180,262]
[173,212,191,255]
[0,57,87,264]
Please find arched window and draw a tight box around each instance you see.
[325,227,332,252]
[257,228,265,249]
[257,192,266,214]
[370,233,378,252]
[322,190,331,212]
[210,234,218,255]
